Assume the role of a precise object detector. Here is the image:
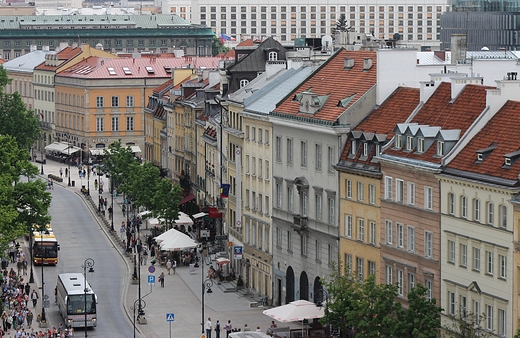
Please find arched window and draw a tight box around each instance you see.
[499,204,507,228]
[460,195,468,219]
[268,51,278,60]
[473,199,481,222]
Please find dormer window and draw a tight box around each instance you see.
[437,141,444,156]
[477,153,483,161]
[240,79,249,88]
[406,136,413,151]
[268,51,278,61]
[375,144,380,155]
[350,140,356,155]
[505,158,512,166]
[363,143,368,157]
[395,134,402,149]
[417,138,425,153]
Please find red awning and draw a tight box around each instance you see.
[179,193,195,205]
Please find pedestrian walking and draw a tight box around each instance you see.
[94,179,98,190]
[59,168,63,178]
[215,320,221,338]
[65,167,68,177]
[172,259,177,274]
[26,310,33,328]
[120,223,125,240]
[142,248,148,265]
[159,272,165,287]
[224,320,232,338]
[166,260,172,274]
[122,204,126,216]
[205,317,212,338]
[31,290,38,307]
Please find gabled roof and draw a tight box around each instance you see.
[34,46,82,71]
[272,49,377,123]
[3,50,56,73]
[227,37,285,73]
[383,82,493,163]
[337,86,420,172]
[445,100,520,184]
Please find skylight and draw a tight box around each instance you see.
[164,66,172,74]
[146,66,154,74]
[122,67,132,75]
[107,67,116,75]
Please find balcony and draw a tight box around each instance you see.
[292,214,308,234]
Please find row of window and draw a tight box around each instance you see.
[95,95,135,108]
[244,189,270,216]
[201,12,439,21]
[244,156,270,179]
[394,134,446,156]
[446,192,508,228]
[36,109,54,124]
[275,136,335,172]
[245,126,270,144]
[2,39,170,48]
[385,220,434,258]
[345,254,376,281]
[244,219,269,252]
[35,89,54,103]
[384,176,433,210]
[6,80,31,97]
[385,265,433,300]
[95,117,134,132]
[345,180,377,204]
[274,183,336,225]
[199,5,444,14]
[275,228,335,264]
[446,240,507,279]
[344,215,377,245]
[447,292,506,336]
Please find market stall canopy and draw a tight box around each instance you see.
[129,145,142,153]
[216,257,230,267]
[262,300,324,322]
[175,211,194,225]
[155,228,199,251]
[45,142,69,152]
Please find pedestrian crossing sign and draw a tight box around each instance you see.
[166,313,175,322]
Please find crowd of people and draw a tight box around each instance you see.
[0,242,74,337]
[204,318,279,338]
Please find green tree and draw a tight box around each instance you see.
[398,284,442,338]
[0,135,51,251]
[126,162,161,212]
[212,36,231,56]
[332,14,350,35]
[442,311,492,338]
[103,140,136,191]
[0,66,41,150]
[151,179,183,228]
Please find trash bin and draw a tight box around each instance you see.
[71,181,75,187]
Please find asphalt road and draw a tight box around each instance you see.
[33,180,134,337]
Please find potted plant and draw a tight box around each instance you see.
[236,275,244,290]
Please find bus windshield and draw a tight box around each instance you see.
[67,294,96,315]
[34,243,58,258]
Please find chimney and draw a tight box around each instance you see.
[344,58,354,69]
[363,58,372,70]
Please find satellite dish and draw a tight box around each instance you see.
[393,33,401,41]
[481,46,489,51]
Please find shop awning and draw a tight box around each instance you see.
[179,193,195,205]
[192,212,207,219]
[45,142,69,152]
[130,145,142,153]
[62,146,81,155]
[90,148,108,156]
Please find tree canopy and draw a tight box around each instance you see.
[0,66,41,150]
[332,14,351,35]
[322,266,442,338]
[0,135,51,252]
[212,36,231,56]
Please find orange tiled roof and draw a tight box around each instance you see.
[238,39,255,47]
[339,86,420,163]
[384,82,494,163]
[154,78,174,95]
[273,49,377,123]
[446,100,520,182]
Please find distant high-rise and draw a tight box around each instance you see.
[441,0,520,50]
[163,0,449,50]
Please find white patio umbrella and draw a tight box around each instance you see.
[156,228,199,251]
[175,211,194,226]
[263,299,324,336]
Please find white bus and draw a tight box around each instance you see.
[56,273,97,328]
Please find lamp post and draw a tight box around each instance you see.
[315,289,329,337]
[200,246,214,334]
[40,229,46,326]
[110,176,114,232]
[65,134,71,187]
[40,134,45,175]
[29,228,34,283]
[98,172,102,212]
[82,258,95,338]
[133,299,146,338]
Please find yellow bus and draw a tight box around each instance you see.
[32,228,59,265]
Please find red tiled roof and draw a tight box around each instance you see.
[0,59,5,64]
[238,39,255,47]
[340,86,420,162]
[446,100,520,182]
[273,49,377,122]
[384,82,494,163]
[154,78,174,94]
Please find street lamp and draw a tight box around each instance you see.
[200,246,214,334]
[29,228,34,283]
[133,299,146,338]
[40,229,46,326]
[82,258,95,338]
[40,134,45,175]
[65,134,71,187]
[315,289,329,337]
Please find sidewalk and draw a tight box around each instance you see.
[37,158,292,337]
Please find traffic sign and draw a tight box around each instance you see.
[148,265,156,274]
[166,313,175,322]
[43,300,50,308]
[148,275,156,284]
[234,246,243,259]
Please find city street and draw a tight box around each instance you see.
[30,158,297,337]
